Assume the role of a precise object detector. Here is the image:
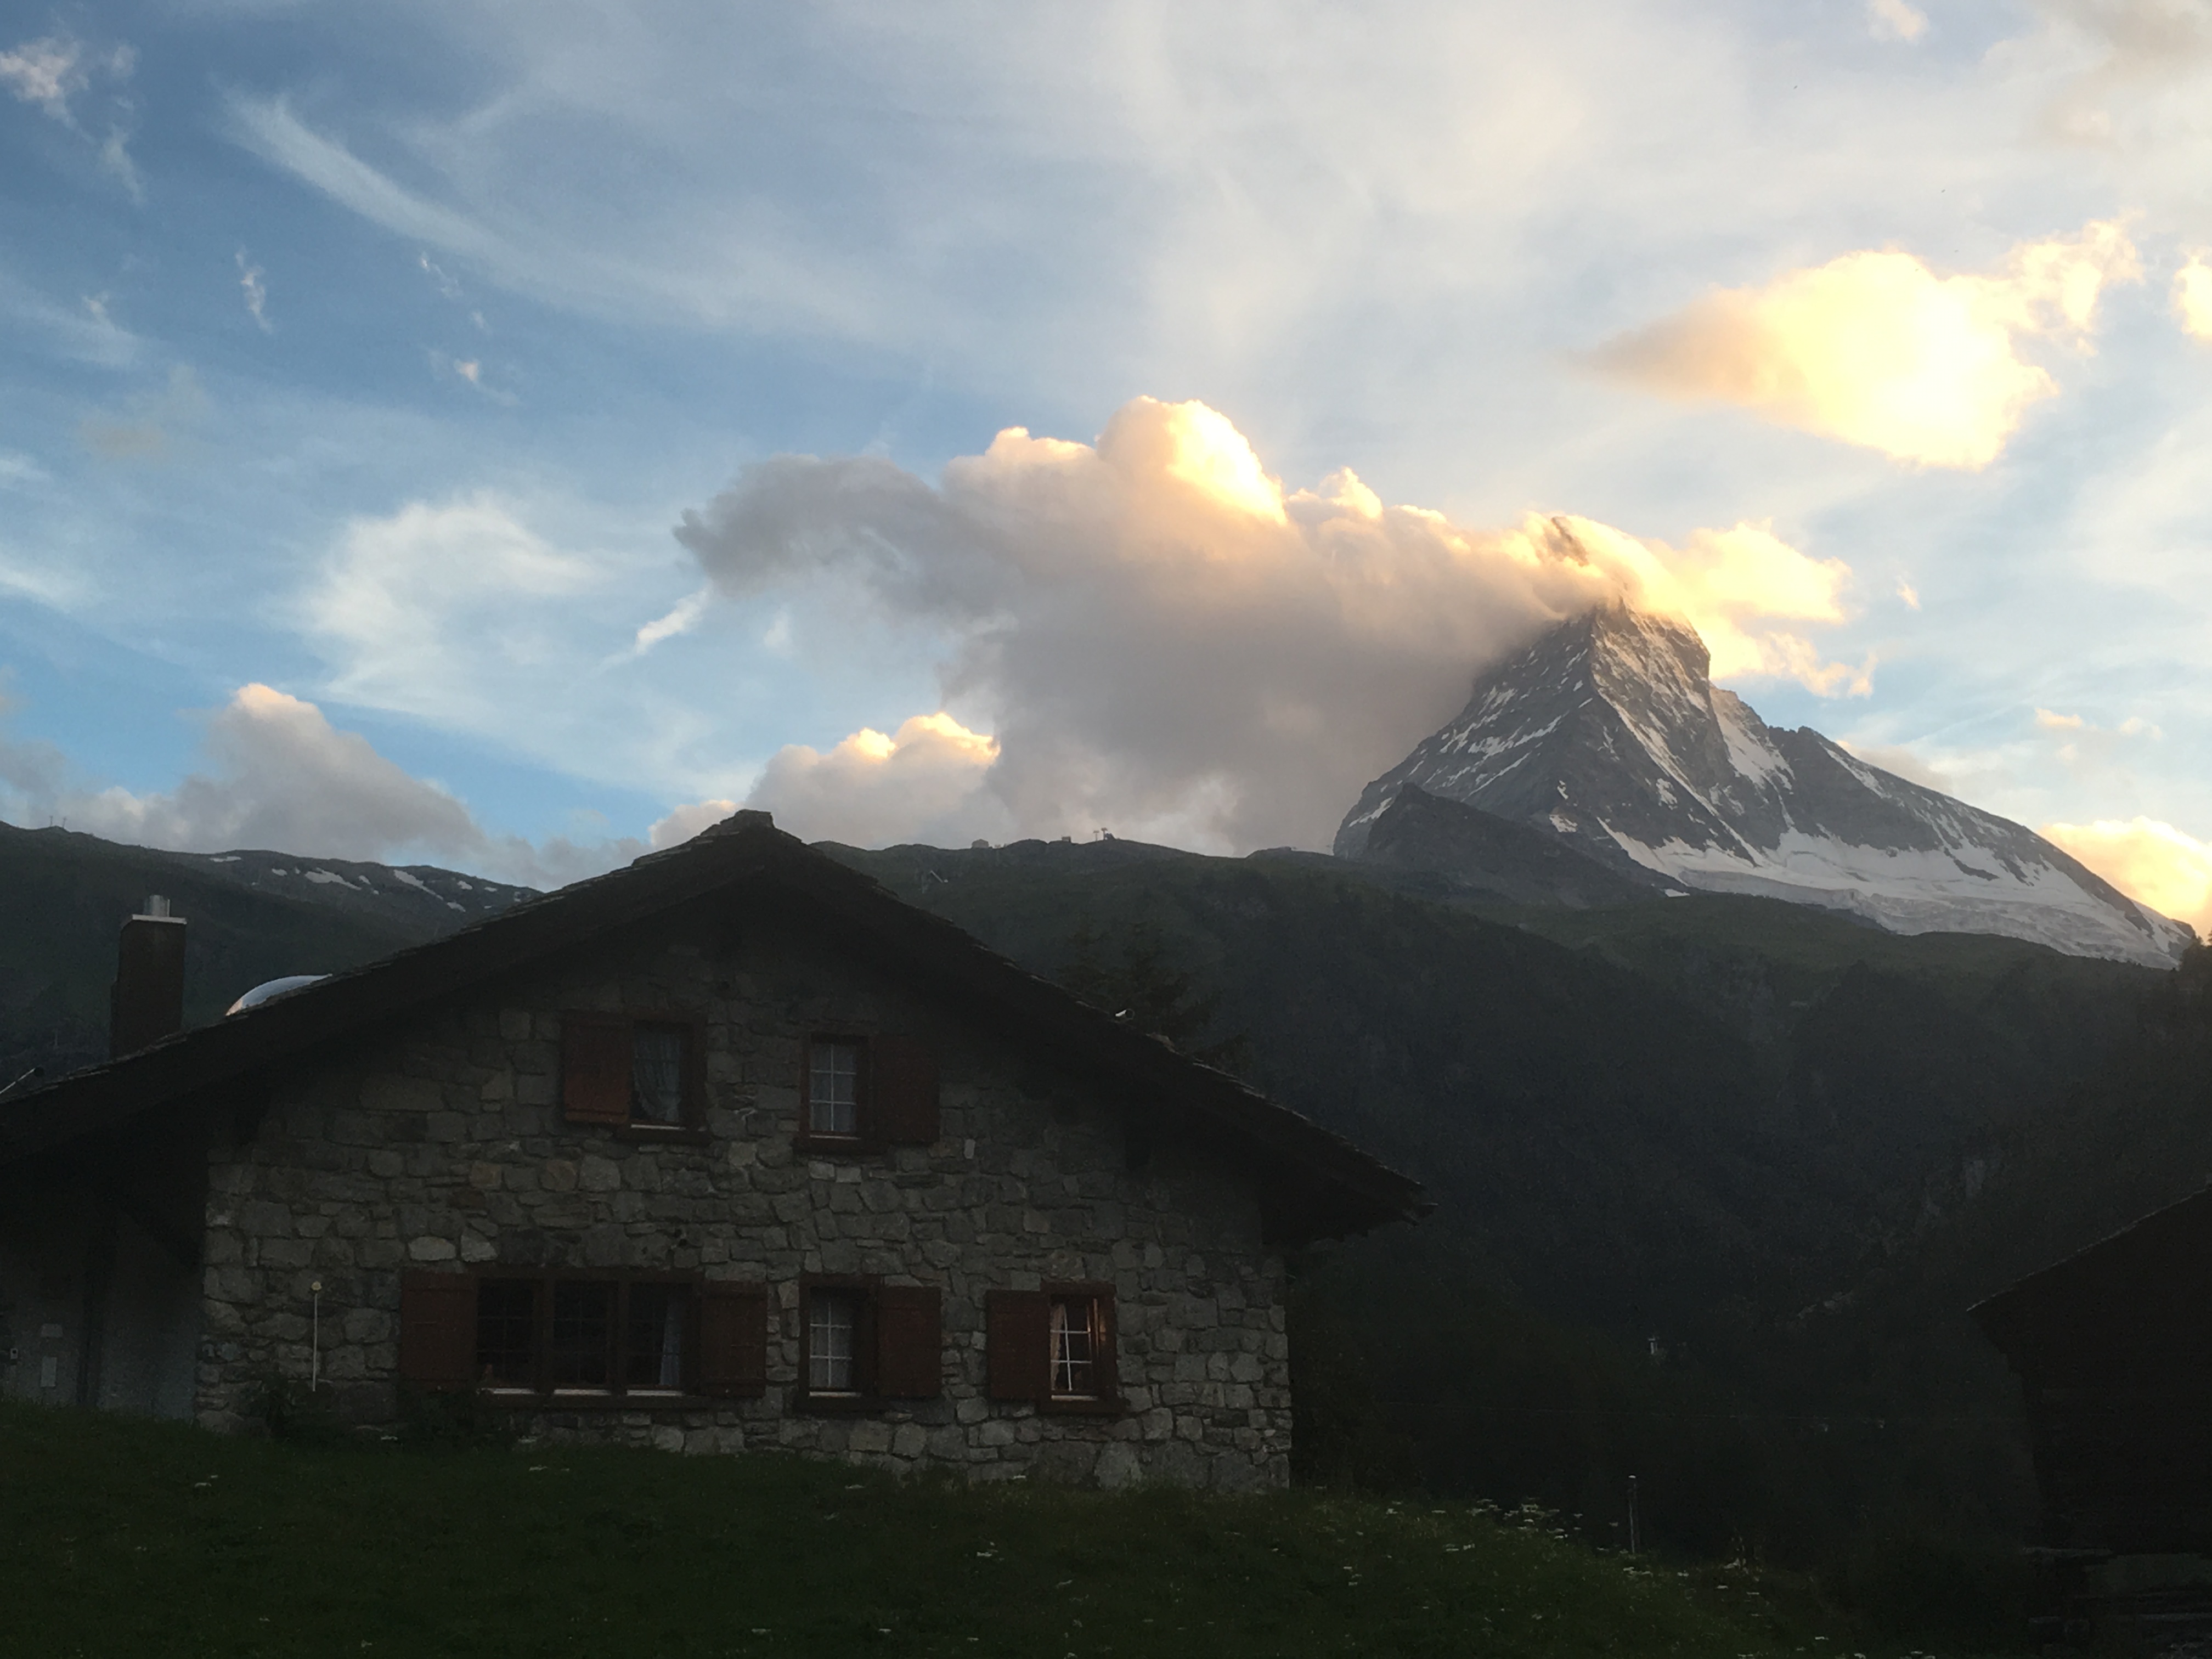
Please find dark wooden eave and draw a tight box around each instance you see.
[0,811,1426,1244]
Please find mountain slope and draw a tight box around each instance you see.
[0,821,533,1084]
[1335,601,2191,966]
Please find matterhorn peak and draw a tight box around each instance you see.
[1336,599,2191,966]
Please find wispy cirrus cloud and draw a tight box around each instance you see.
[0,32,142,198]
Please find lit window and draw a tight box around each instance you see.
[809,1040,861,1136]
[809,1290,861,1393]
[1050,1296,1102,1398]
[630,1025,687,1124]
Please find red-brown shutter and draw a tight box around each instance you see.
[870,1034,940,1145]
[1096,1291,1122,1404]
[561,1012,631,1124]
[985,1289,1049,1402]
[874,1285,943,1398]
[398,1271,477,1391]
[697,1282,768,1397]
[682,1019,707,1126]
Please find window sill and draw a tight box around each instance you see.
[614,1122,709,1144]
[1041,1395,1128,1417]
[792,1391,893,1415]
[476,1390,727,1412]
[794,1134,880,1158]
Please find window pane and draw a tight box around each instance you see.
[1051,1297,1098,1398]
[631,1025,686,1124]
[476,1278,538,1387]
[808,1040,861,1136]
[809,1290,860,1392]
[548,1280,614,1387]
[624,1283,687,1390]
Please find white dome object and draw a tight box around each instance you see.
[225,975,328,1015]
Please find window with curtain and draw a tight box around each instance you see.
[630,1024,687,1124]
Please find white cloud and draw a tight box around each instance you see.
[633,588,710,655]
[237,250,271,331]
[0,33,140,197]
[2175,254,2212,340]
[676,396,1863,851]
[1867,0,1929,42]
[0,36,85,119]
[0,680,744,889]
[2043,816,2212,935]
[1591,221,2142,469]
[747,714,1004,847]
[298,493,607,726]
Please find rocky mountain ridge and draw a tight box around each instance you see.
[1335,601,2192,967]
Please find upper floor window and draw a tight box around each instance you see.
[807,1039,862,1138]
[798,1034,941,1150]
[561,1012,700,1131]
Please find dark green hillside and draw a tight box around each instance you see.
[0,821,518,1086]
[0,1401,1797,1659]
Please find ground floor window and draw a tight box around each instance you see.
[806,1288,862,1393]
[1049,1295,1103,1399]
[470,1274,694,1396]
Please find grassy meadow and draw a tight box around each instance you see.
[0,1400,1852,1659]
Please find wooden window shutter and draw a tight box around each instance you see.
[683,1019,707,1126]
[870,1034,940,1145]
[561,1012,631,1124]
[985,1289,1049,1402]
[1097,1291,1122,1403]
[874,1285,943,1398]
[398,1271,477,1391]
[697,1282,769,1397]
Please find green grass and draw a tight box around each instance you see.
[0,1402,1797,1659]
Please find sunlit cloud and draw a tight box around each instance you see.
[1591,220,2141,468]
[674,396,1864,850]
[2174,254,2212,340]
[2043,816,2212,936]
[748,714,1003,847]
[1867,0,1929,42]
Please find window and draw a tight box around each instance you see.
[467,1274,691,1395]
[986,1285,1121,1411]
[1049,1295,1103,1399]
[808,1040,862,1137]
[797,1279,943,1407]
[630,1025,687,1125]
[798,1034,941,1149]
[808,1289,862,1393]
[561,1013,702,1131]
[401,1272,766,1400]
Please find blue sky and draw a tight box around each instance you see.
[4,1,2211,923]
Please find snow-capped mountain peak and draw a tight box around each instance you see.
[1335,601,2193,966]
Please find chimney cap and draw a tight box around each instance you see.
[132,894,184,924]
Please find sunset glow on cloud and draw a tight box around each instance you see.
[2044,817,2212,938]
[679,397,1861,849]
[1594,221,2140,468]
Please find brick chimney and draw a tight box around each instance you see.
[110,895,187,1058]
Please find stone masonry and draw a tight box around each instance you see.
[194,905,1292,1488]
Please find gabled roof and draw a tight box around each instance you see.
[1972,1182,2212,1361]
[0,811,1426,1243]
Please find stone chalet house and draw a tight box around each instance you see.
[0,812,1423,1488]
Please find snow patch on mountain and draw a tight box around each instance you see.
[1336,601,2193,967]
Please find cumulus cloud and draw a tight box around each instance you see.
[1590,220,2141,468]
[2044,816,2212,937]
[0,682,739,889]
[2174,254,2212,340]
[676,396,1863,851]
[1867,0,1930,42]
[748,714,1004,847]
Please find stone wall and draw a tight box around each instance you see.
[195,907,1291,1488]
